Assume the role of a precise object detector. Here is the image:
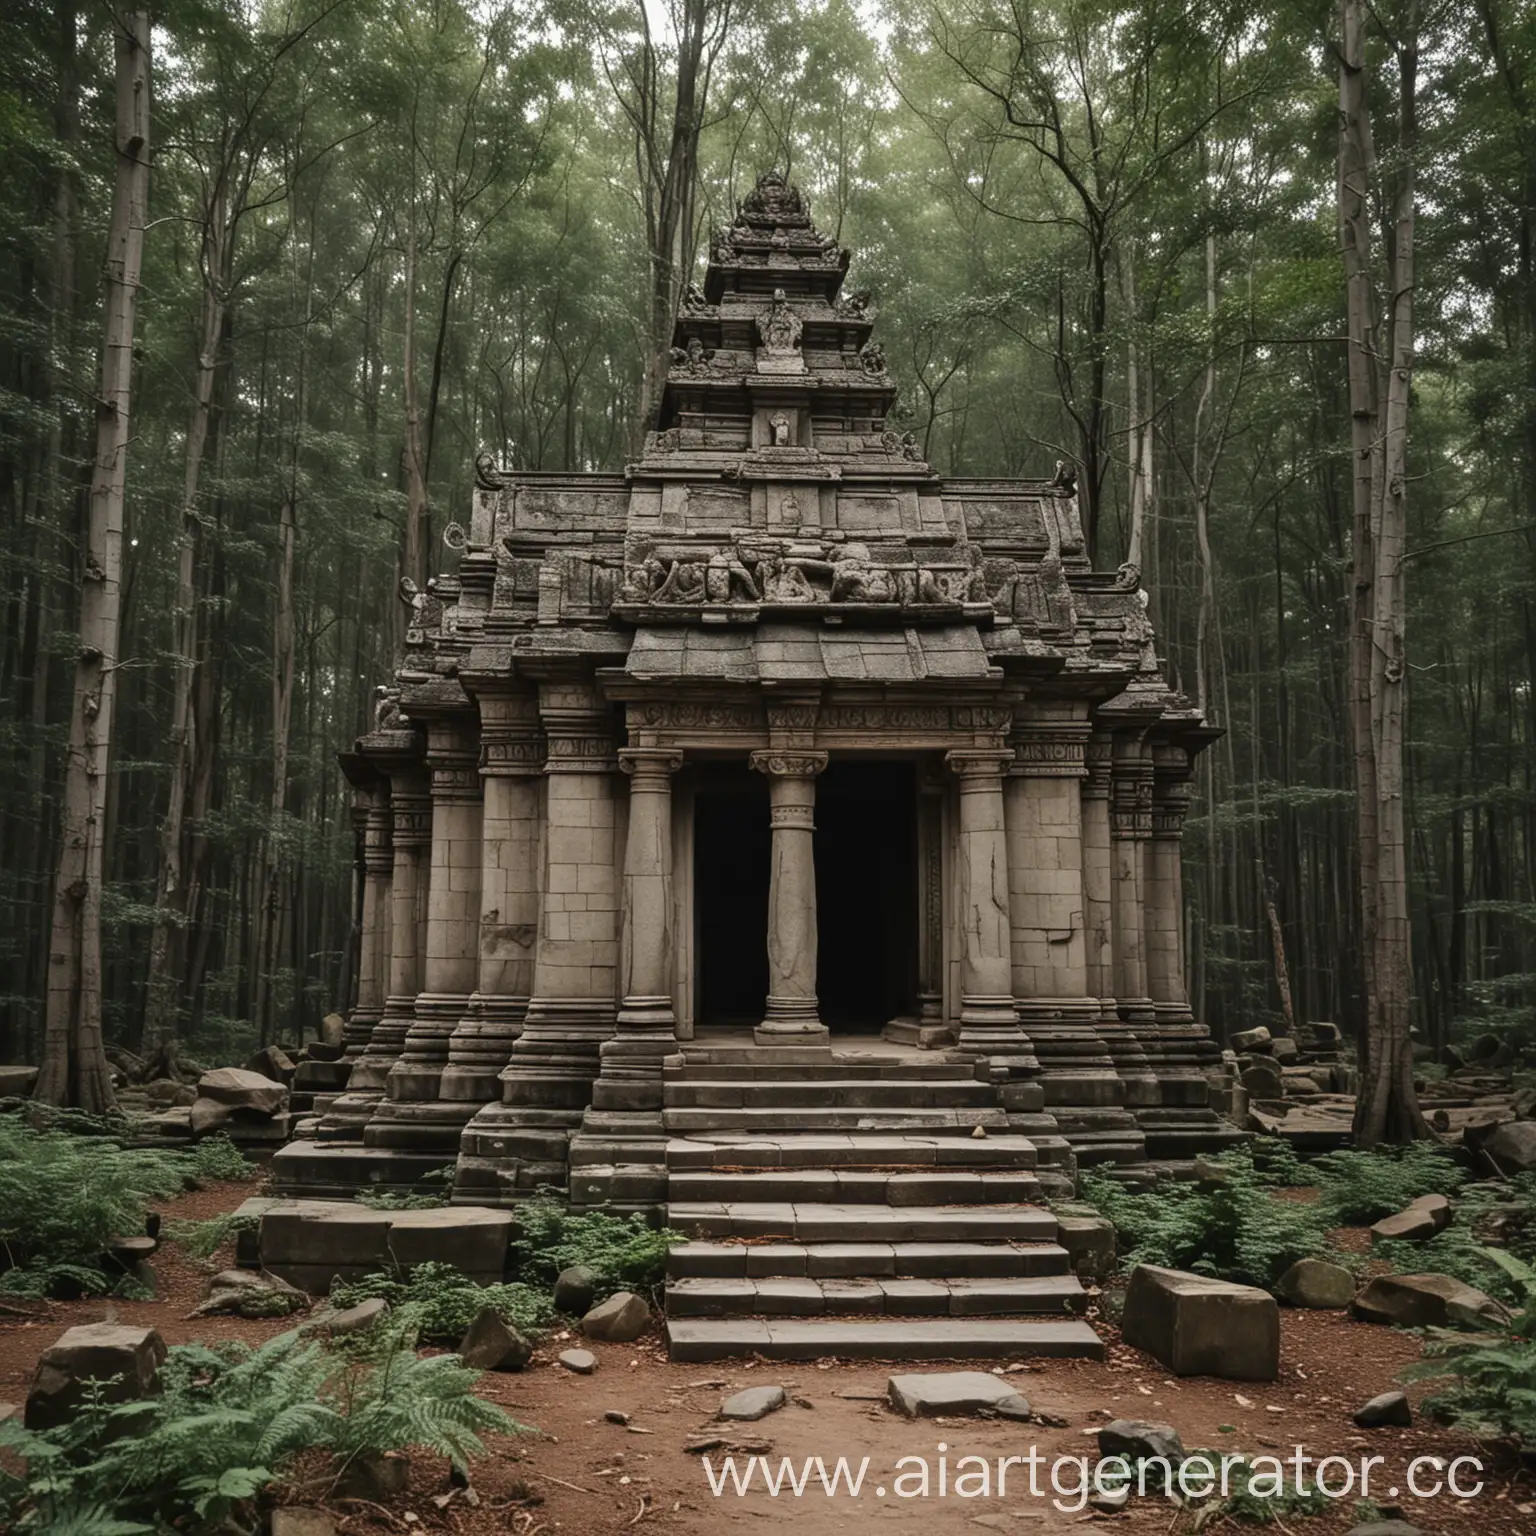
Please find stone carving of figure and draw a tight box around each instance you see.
[780,492,801,528]
[917,567,946,604]
[758,289,802,355]
[1113,561,1141,591]
[837,288,873,318]
[1124,584,1158,670]
[398,575,428,633]
[426,575,458,633]
[1039,552,1078,630]
[705,547,762,603]
[962,545,990,603]
[770,411,791,447]
[684,282,709,310]
[831,543,895,603]
[374,685,405,730]
[652,557,707,604]
[860,341,887,375]
[621,552,668,603]
[1051,458,1078,496]
[757,554,818,603]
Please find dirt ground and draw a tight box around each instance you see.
[2,1180,1533,1536]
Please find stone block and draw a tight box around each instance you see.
[1055,1215,1116,1279]
[719,1385,786,1421]
[26,1323,167,1430]
[1352,1273,1511,1329]
[887,1371,1032,1419]
[196,1066,287,1113]
[1120,1263,1280,1380]
[1274,1258,1355,1309]
[386,1207,513,1277]
[1483,1120,1536,1173]
[582,1291,651,1342]
[0,1065,39,1097]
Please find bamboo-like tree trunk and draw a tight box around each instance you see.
[36,10,152,1110]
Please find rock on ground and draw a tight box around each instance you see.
[1231,1026,1272,1052]
[1372,1194,1452,1242]
[1352,1391,1413,1428]
[26,1323,166,1431]
[458,1306,532,1372]
[1345,1524,1422,1536]
[195,1268,307,1319]
[0,1065,39,1096]
[270,1509,337,1536]
[1274,1258,1356,1309]
[335,1449,409,1501]
[1054,1215,1116,1280]
[553,1265,597,1315]
[719,1385,787,1421]
[1352,1273,1511,1329]
[581,1291,650,1342]
[558,1348,597,1374]
[1097,1419,1185,1464]
[1483,1120,1536,1173]
[300,1297,389,1337]
[1120,1263,1280,1380]
[887,1372,1031,1421]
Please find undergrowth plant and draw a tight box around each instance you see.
[186,1134,260,1184]
[1079,1150,1332,1288]
[1403,1247,1536,1447]
[506,1197,683,1298]
[0,1328,521,1533]
[330,1260,558,1340]
[163,1210,261,1262]
[1308,1142,1466,1225]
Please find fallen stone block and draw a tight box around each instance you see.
[1482,1120,1536,1173]
[195,1268,307,1319]
[1240,1063,1283,1100]
[1098,1419,1185,1463]
[559,1348,597,1374]
[582,1291,650,1342]
[887,1371,1031,1420]
[0,1065,39,1097]
[719,1385,786,1421]
[1120,1264,1280,1380]
[1274,1258,1355,1309]
[26,1323,167,1430]
[1352,1273,1511,1329]
[1231,1027,1272,1053]
[1353,1390,1412,1428]
[458,1306,532,1372]
[385,1207,513,1280]
[196,1066,287,1114]
[245,1045,296,1084]
[301,1297,388,1337]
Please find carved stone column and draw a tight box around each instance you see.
[1005,712,1137,1162]
[1109,731,1156,1023]
[344,777,393,1063]
[325,755,429,1134]
[367,716,483,1153]
[437,688,544,1109]
[884,762,948,1047]
[1147,742,1194,1023]
[946,747,1032,1058]
[751,749,828,1044]
[483,678,621,1195]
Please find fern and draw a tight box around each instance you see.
[1079,1150,1332,1288]
[163,1211,260,1262]
[1403,1247,1536,1447]
[186,1134,259,1184]
[1309,1142,1466,1225]
[0,1327,523,1532]
[506,1197,683,1297]
[330,1260,558,1341]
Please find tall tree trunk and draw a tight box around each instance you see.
[1340,0,1426,1144]
[400,219,430,625]
[143,179,230,1057]
[36,10,152,1110]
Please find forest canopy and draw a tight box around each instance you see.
[1,0,1532,1074]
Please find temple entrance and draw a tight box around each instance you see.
[815,760,918,1029]
[693,767,772,1027]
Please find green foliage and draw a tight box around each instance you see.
[1309,1143,1466,1225]
[1078,1151,1332,1288]
[0,1328,521,1533]
[1207,1455,1330,1524]
[330,1260,557,1341]
[163,1210,260,1262]
[186,1134,260,1184]
[1404,1248,1536,1446]
[355,1164,455,1209]
[506,1197,683,1298]
[0,1116,191,1296]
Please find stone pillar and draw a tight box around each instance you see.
[1004,714,1137,1161]
[945,747,1032,1058]
[885,764,948,1047]
[487,677,621,1191]
[1147,742,1194,1023]
[344,782,393,1064]
[750,750,828,1044]
[325,758,430,1134]
[367,716,483,1153]
[1109,731,1156,1023]
[437,688,544,1109]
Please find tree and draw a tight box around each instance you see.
[1339,0,1427,1143]
[36,8,152,1110]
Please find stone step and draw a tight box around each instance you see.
[665,1058,983,1082]
[667,1201,1059,1243]
[666,1168,1043,1206]
[663,1105,1009,1134]
[667,1240,1073,1280]
[665,1134,1039,1171]
[664,1079,998,1109]
[665,1317,1106,1362]
[666,1273,1087,1318]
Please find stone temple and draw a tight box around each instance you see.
[274,172,1245,1360]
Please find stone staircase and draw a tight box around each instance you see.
[658,1042,1105,1363]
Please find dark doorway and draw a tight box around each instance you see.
[815,760,918,1029]
[693,767,771,1027]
